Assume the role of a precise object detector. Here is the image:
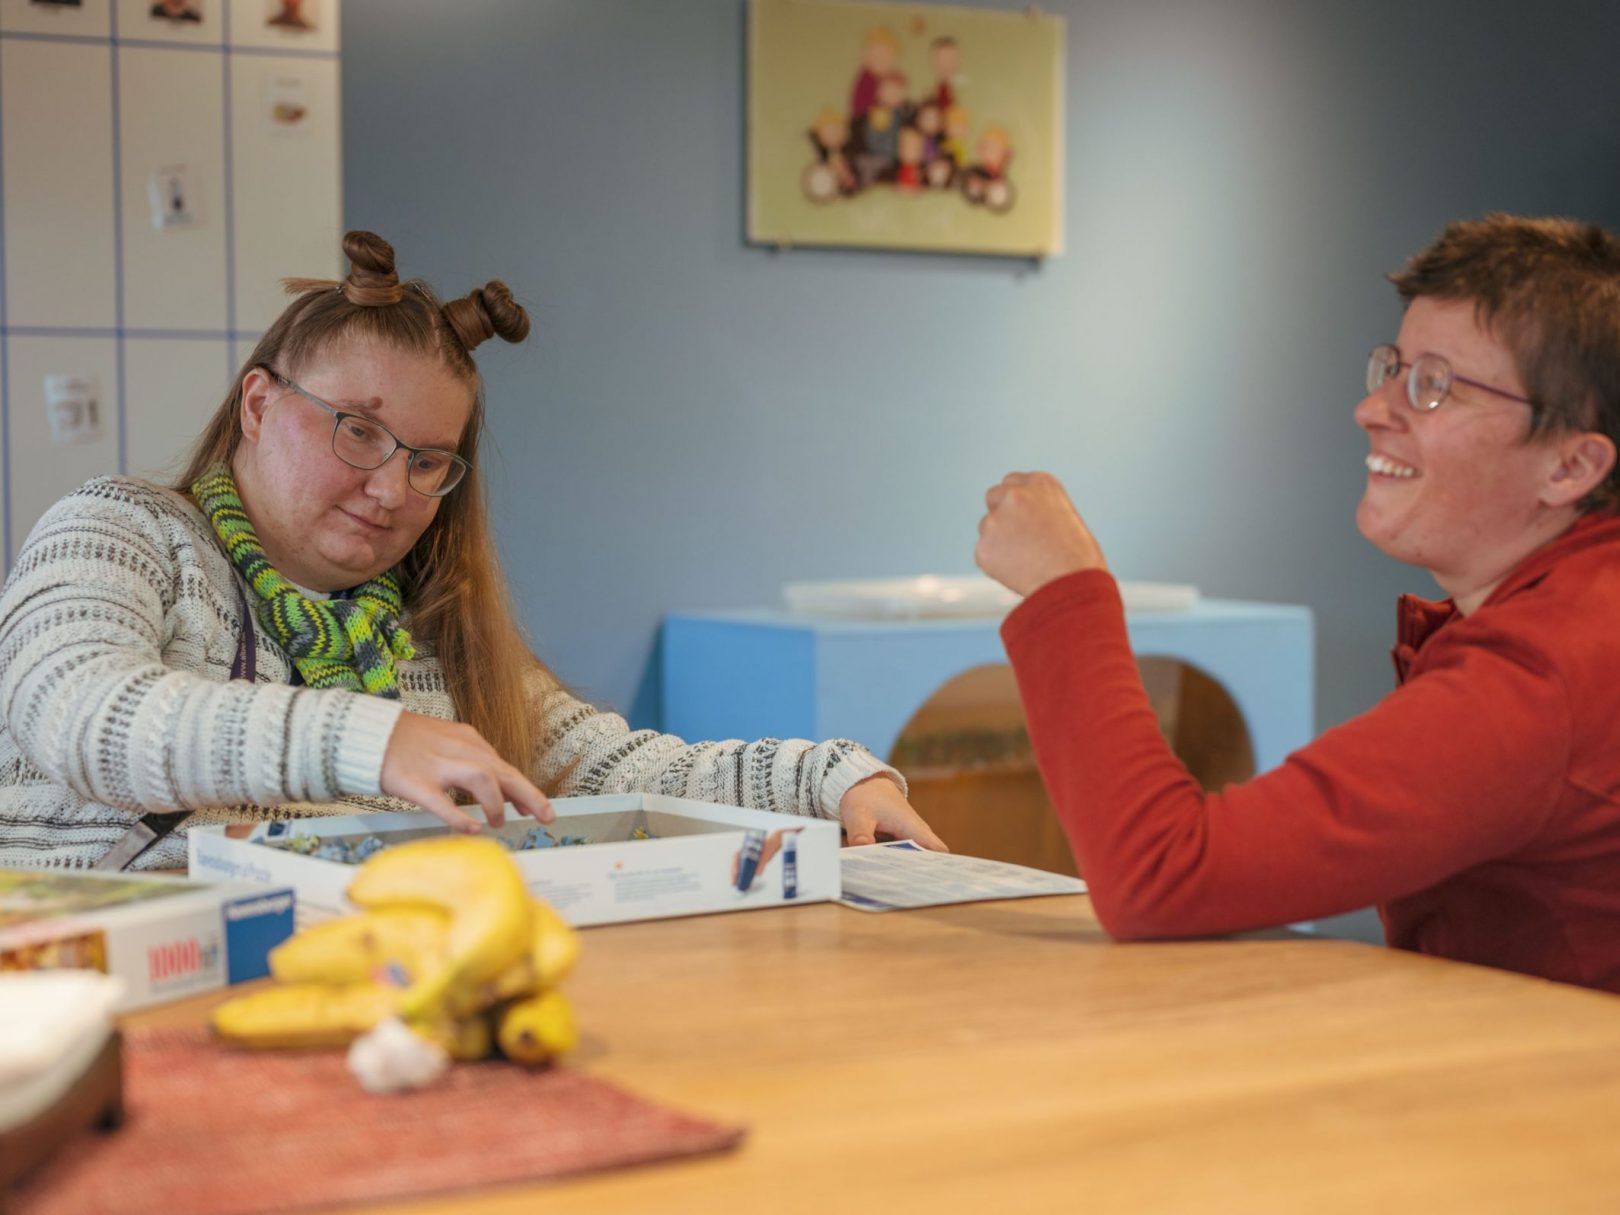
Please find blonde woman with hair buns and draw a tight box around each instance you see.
[0,231,944,871]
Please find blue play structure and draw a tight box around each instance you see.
[662,599,1314,769]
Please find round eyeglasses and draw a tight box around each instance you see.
[1365,344,1537,414]
[261,368,470,497]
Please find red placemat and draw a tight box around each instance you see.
[11,1027,745,1215]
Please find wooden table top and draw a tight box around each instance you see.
[127,894,1620,1214]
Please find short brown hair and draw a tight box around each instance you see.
[1389,214,1620,506]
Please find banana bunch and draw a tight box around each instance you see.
[213,836,580,1066]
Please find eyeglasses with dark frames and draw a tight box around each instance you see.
[1365,344,1538,415]
[259,367,470,497]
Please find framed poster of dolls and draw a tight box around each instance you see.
[747,0,1064,257]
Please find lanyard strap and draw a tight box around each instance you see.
[94,582,258,872]
[231,578,257,682]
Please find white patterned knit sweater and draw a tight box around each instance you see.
[0,477,901,870]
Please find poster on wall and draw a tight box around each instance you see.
[147,165,201,231]
[263,73,311,134]
[43,375,102,445]
[748,0,1064,258]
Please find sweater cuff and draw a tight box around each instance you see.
[818,749,908,820]
[1001,568,1123,654]
[334,695,406,796]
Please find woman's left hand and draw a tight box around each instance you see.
[839,776,948,851]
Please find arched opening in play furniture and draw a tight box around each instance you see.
[888,658,1254,877]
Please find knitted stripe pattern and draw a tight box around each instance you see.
[191,464,415,699]
[0,476,903,871]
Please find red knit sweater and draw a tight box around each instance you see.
[1001,512,1620,993]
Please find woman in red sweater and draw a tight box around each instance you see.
[976,215,1620,993]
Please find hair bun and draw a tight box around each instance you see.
[340,230,403,306]
[442,281,531,353]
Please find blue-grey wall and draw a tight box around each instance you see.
[341,0,1620,736]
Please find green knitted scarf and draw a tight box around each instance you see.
[192,464,416,699]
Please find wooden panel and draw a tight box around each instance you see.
[893,658,1254,875]
[1174,662,1258,792]
[905,764,1077,876]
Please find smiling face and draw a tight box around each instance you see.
[232,338,473,591]
[1354,296,1576,605]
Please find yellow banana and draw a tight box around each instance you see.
[219,840,578,1065]
[212,982,402,1050]
[213,981,495,1060]
[267,893,578,1016]
[268,906,448,987]
[529,899,582,986]
[481,899,583,1007]
[345,837,535,1022]
[495,990,578,1065]
[422,1011,495,1061]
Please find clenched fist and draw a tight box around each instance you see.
[975,471,1107,596]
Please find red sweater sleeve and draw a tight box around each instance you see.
[1000,570,1569,939]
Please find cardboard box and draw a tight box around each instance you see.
[188,793,841,928]
[0,869,296,1012]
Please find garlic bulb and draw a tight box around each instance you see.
[346,1017,449,1094]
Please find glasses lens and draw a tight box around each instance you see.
[1366,345,1399,395]
[1408,355,1451,411]
[408,451,467,497]
[331,415,395,468]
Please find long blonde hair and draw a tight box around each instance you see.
[174,231,560,778]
